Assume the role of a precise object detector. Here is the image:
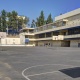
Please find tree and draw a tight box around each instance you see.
[17,17,23,28]
[11,11,18,30]
[7,12,12,28]
[0,10,29,34]
[46,13,53,24]
[31,20,36,28]
[39,11,45,26]
[0,16,1,31]
[36,18,39,27]
[1,10,7,32]
[23,16,29,25]
[36,11,45,27]
[17,16,29,29]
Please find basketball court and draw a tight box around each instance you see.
[0,47,80,80]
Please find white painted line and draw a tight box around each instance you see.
[27,71,59,77]
[22,64,76,80]
[22,69,31,80]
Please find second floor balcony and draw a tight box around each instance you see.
[34,20,80,34]
[64,34,80,39]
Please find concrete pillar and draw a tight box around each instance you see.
[28,29,29,33]
[45,33,46,38]
[51,32,53,37]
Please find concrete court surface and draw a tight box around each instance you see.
[0,47,80,80]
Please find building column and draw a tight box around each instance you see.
[51,32,53,37]
[28,29,29,33]
[45,33,46,38]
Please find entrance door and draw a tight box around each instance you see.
[78,43,80,47]
[61,41,70,47]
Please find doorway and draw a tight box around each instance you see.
[78,43,80,47]
[61,41,70,47]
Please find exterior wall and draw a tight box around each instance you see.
[53,35,64,40]
[20,34,25,45]
[1,38,21,45]
[70,40,80,47]
[1,39,6,44]
[53,41,62,47]
[20,34,35,46]
[27,41,35,46]
[55,8,80,21]
[66,14,80,21]
[37,40,53,46]
[20,28,35,46]
[61,41,70,47]
[36,40,62,47]
[0,32,6,38]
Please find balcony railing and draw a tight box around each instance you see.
[20,32,35,35]
[34,20,80,34]
[64,34,80,39]
[35,37,52,41]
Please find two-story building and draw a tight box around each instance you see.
[20,8,80,47]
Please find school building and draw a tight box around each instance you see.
[20,8,80,47]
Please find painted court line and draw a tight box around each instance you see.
[22,64,76,80]
[27,71,59,77]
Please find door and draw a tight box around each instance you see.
[78,43,80,47]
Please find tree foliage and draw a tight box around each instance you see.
[0,10,29,34]
[31,19,36,28]
[36,11,45,27]
[46,13,53,24]
[0,16,2,31]
[1,10,7,32]
[35,11,53,27]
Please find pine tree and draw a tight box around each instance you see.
[11,11,18,29]
[36,11,45,27]
[1,10,7,32]
[46,14,53,24]
[39,11,45,26]
[0,16,1,31]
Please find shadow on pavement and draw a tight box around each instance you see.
[59,67,80,78]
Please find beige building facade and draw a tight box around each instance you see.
[20,8,80,47]
[20,27,35,46]
[0,8,80,47]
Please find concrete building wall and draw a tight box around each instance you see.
[37,40,53,46]
[20,34,25,45]
[53,41,62,47]
[28,41,35,46]
[36,40,62,47]
[1,39,6,44]
[1,38,21,45]
[66,14,80,21]
[55,8,80,21]
[70,40,80,47]
[0,32,6,38]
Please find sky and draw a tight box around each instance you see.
[0,0,80,24]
